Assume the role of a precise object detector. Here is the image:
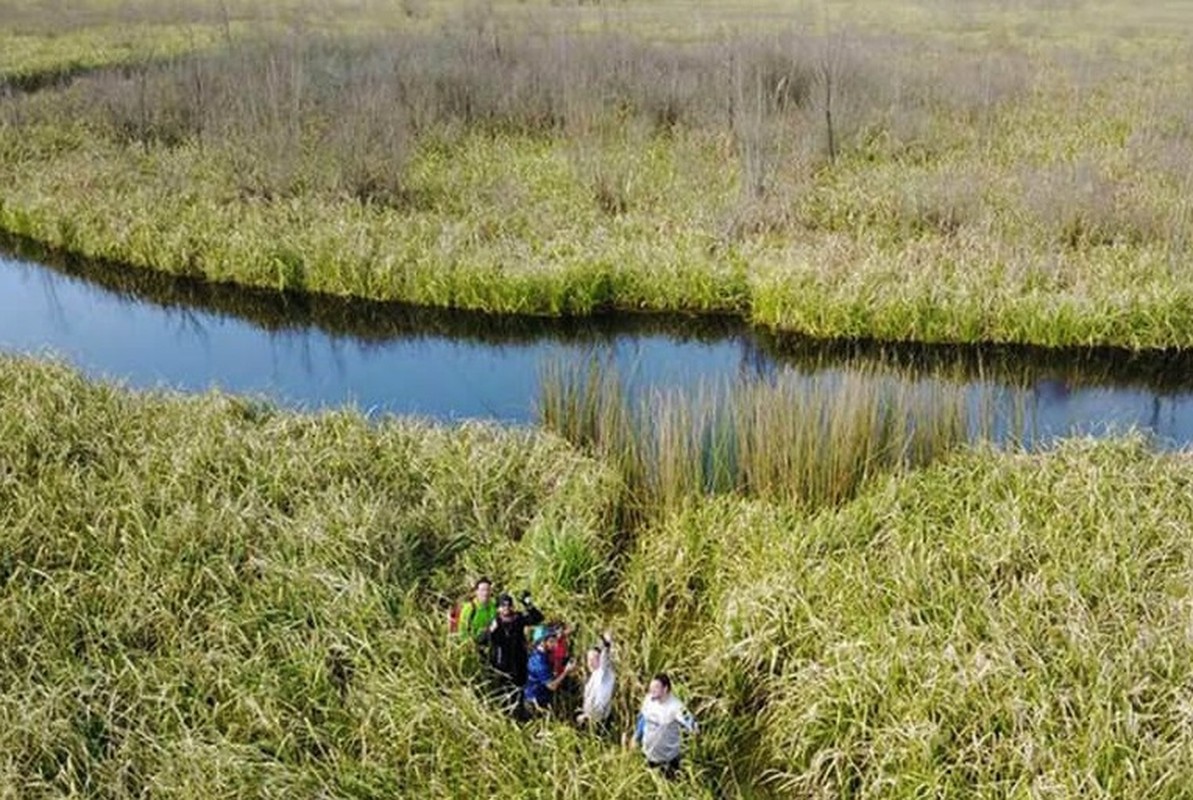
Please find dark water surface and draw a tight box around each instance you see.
[3,236,1193,447]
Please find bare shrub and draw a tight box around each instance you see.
[17,14,1038,207]
[400,0,429,19]
[1130,113,1193,255]
[568,137,639,216]
[729,42,806,200]
[720,194,795,242]
[326,101,412,208]
[86,60,207,148]
[1127,106,1193,190]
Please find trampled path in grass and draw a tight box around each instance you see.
[3,0,1193,350]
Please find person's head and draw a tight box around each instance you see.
[532,625,558,651]
[497,593,515,620]
[648,673,672,701]
[474,577,492,604]
[586,646,602,671]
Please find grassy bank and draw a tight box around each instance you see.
[3,355,1193,796]
[2,1,1193,349]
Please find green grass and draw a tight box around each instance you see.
[0,355,640,797]
[7,4,1193,795]
[4,355,1193,797]
[617,436,1193,796]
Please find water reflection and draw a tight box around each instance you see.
[3,232,1193,446]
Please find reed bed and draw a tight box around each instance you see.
[4,356,1193,796]
[537,357,968,513]
[0,355,651,797]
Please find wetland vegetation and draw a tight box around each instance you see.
[5,2,1193,796]
[3,0,1193,348]
[5,356,1193,797]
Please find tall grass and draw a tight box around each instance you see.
[0,355,642,797]
[6,356,1193,796]
[538,356,968,513]
[609,435,1193,796]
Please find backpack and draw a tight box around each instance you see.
[448,600,466,636]
[549,628,570,676]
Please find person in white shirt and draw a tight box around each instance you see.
[631,673,696,778]
[576,630,615,731]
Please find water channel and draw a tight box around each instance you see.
[3,236,1193,448]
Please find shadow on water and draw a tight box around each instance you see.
[0,232,744,347]
[5,230,1193,392]
[3,229,1193,445]
[751,330,1193,395]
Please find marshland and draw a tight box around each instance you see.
[4,0,1193,347]
[4,0,1193,797]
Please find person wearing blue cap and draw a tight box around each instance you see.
[524,625,577,712]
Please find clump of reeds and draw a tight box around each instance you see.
[537,356,968,513]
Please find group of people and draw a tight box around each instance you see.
[453,577,697,777]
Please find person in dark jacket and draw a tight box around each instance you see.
[480,592,543,701]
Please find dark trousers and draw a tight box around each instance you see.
[648,756,681,779]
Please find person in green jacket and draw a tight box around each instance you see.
[458,577,497,642]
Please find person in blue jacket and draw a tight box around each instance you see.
[523,625,576,712]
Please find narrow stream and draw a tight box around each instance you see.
[3,236,1193,447]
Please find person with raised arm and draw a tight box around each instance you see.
[576,630,615,731]
[480,590,543,704]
